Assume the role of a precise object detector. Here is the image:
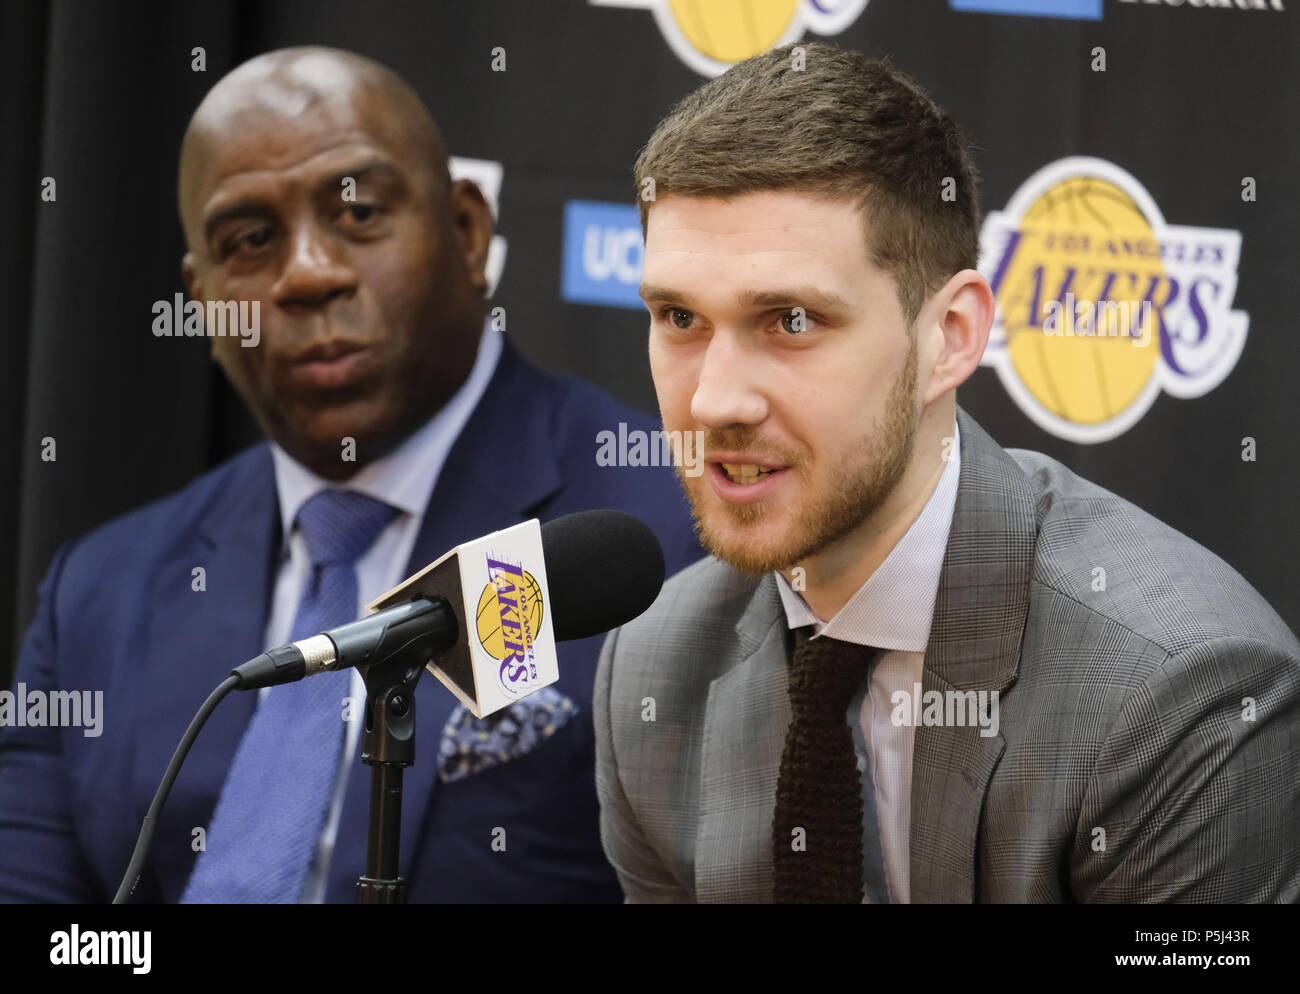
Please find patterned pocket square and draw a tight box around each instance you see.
[436,686,577,783]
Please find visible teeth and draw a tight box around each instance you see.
[721,463,774,484]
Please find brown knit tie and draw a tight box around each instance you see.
[772,629,878,903]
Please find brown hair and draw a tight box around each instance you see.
[634,43,981,327]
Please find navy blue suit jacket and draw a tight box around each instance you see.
[0,337,703,903]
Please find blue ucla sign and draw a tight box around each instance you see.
[950,0,1101,19]
[561,200,645,310]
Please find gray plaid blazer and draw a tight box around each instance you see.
[594,405,1300,902]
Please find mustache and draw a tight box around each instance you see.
[697,427,801,465]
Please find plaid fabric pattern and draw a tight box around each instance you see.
[595,405,1300,903]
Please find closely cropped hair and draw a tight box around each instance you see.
[634,43,981,327]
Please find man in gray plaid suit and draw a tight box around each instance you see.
[594,44,1300,903]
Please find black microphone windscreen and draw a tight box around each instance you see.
[540,509,666,642]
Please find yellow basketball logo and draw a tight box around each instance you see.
[476,558,544,696]
[980,157,1248,444]
[590,0,869,77]
[667,0,799,64]
[996,176,1163,427]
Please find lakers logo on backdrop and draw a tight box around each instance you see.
[589,0,869,77]
[476,558,544,694]
[979,157,1248,443]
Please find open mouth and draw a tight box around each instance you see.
[718,463,779,485]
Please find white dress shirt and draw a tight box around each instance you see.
[261,323,502,903]
[774,417,961,903]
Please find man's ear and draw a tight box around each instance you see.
[448,179,494,296]
[181,253,218,359]
[920,269,995,406]
[181,252,201,303]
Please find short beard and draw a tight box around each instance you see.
[677,330,920,577]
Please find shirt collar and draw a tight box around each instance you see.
[774,416,961,652]
[270,323,503,544]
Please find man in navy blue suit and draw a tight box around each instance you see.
[0,47,702,903]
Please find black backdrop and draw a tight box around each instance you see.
[3,0,1297,683]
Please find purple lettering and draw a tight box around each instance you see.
[1139,274,1184,374]
[1186,277,1216,349]
[987,230,1023,298]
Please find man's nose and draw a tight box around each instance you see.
[690,330,769,430]
[272,221,357,311]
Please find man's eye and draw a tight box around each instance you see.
[779,309,810,335]
[666,307,694,329]
[225,226,273,255]
[342,204,377,224]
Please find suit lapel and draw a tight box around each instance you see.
[696,574,788,902]
[907,405,1033,902]
[329,336,564,898]
[693,405,1036,904]
[131,446,277,899]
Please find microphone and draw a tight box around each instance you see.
[231,509,665,717]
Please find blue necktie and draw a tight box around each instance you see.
[181,489,398,903]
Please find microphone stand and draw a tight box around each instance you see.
[355,655,425,904]
[319,596,454,904]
